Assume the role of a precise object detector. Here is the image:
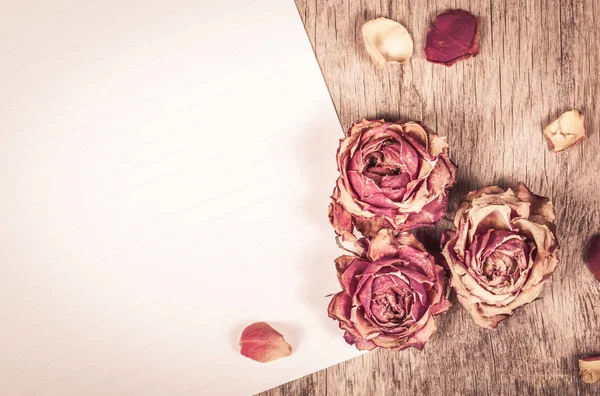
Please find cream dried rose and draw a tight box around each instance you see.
[441,183,559,328]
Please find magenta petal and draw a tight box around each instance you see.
[587,235,600,282]
[339,259,370,295]
[425,10,480,67]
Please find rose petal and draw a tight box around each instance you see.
[579,356,600,383]
[587,235,600,282]
[512,183,556,222]
[239,322,292,363]
[425,10,480,67]
[362,18,414,69]
[328,198,355,242]
[367,229,425,261]
[544,110,586,152]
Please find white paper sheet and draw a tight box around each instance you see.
[0,0,363,394]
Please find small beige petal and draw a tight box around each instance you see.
[579,356,600,383]
[362,18,414,69]
[544,110,586,152]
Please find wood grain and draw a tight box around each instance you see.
[262,0,600,395]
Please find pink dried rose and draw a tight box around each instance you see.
[328,229,450,351]
[239,322,292,363]
[441,184,559,328]
[329,120,457,242]
[587,235,600,282]
[579,356,600,383]
[425,10,480,66]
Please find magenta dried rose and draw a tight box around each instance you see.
[441,184,559,328]
[329,120,457,241]
[425,10,480,67]
[328,229,450,351]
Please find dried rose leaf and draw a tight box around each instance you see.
[579,356,600,383]
[362,18,414,69]
[425,10,480,67]
[587,235,600,282]
[544,110,586,152]
[239,322,292,363]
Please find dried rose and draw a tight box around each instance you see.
[441,184,559,328]
[580,356,600,383]
[425,10,480,67]
[328,229,450,351]
[329,120,457,241]
[362,18,414,68]
[239,322,292,363]
[544,110,586,152]
[587,235,600,282]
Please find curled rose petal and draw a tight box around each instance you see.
[362,18,414,69]
[328,230,450,351]
[587,235,600,282]
[579,356,600,383]
[239,322,292,363]
[544,110,586,152]
[441,183,559,328]
[425,10,480,66]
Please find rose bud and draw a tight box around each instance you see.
[328,120,457,242]
[328,229,450,351]
[425,10,480,67]
[239,322,292,363]
[441,183,559,328]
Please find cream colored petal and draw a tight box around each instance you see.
[512,218,557,256]
[512,183,556,221]
[428,133,449,157]
[524,255,559,290]
[544,109,586,152]
[401,122,429,149]
[455,293,506,329]
[362,18,414,69]
[458,271,516,304]
[471,188,531,219]
[337,131,362,163]
[479,282,544,317]
[579,357,600,383]
[466,204,513,241]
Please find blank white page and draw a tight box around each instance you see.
[0,0,362,394]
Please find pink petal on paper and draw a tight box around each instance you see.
[239,322,292,363]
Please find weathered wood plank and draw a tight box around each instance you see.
[261,0,600,394]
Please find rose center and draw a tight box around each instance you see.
[363,141,406,176]
[371,290,412,324]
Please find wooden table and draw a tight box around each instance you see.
[262,1,600,395]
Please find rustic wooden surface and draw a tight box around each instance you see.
[261,0,600,395]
